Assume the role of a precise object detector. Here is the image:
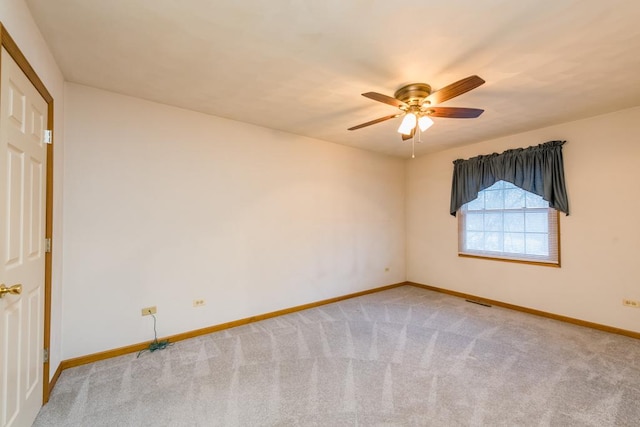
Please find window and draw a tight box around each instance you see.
[458,180,559,266]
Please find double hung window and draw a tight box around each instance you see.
[458,180,559,265]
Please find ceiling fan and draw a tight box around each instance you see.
[348,75,485,142]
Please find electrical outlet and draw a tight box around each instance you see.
[141,306,157,316]
[622,299,640,308]
[193,299,206,307]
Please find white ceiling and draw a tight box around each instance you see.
[26,0,640,158]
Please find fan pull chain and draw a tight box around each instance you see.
[412,133,415,158]
[412,125,423,158]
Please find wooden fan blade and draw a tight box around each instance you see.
[425,75,485,105]
[426,107,484,118]
[401,127,415,141]
[362,92,408,108]
[348,114,400,131]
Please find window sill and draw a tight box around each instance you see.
[458,253,561,268]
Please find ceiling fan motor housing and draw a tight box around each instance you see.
[394,83,432,107]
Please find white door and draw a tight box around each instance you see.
[0,47,48,427]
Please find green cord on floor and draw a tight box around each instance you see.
[137,312,173,358]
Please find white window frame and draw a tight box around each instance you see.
[457,181,560,267]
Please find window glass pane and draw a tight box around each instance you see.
[504,212,525,232]
[525,212,548,233]
[526,233,549,256]
[525,192,549,208]
[466,232,484,250]
[485,232,503,252]
[465,213,484,231]
[504,189,524,209]
[485,190,503,210]
[504,232,525,253]
[484,212,503,231]
[458,180,558,265]
[466,194,484,211]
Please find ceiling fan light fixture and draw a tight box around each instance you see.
[397,113,417,135]
[348,76,485,153]
[418,116,434,131]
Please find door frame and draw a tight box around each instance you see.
[0,24,54,404]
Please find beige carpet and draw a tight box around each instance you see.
[34,286,640,426]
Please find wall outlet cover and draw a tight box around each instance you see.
[141,306,157,316]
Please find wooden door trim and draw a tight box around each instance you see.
[0,23,55,404]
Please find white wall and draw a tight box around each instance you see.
[0,0,65,380]
[407,106,640,332]
[62,83,406,358]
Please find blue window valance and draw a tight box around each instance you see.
[450,140,569,216]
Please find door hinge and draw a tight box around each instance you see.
[45,238,52,253]
[43,348,49,364]
[44,130,53,144]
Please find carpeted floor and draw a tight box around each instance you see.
[34,285,640,426]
